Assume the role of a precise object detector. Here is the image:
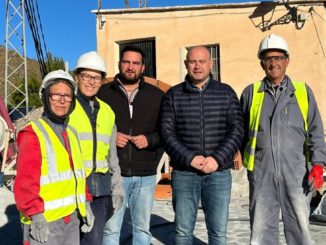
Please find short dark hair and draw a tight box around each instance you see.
[120,45,145,64]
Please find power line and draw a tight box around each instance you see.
[310,11,325,57]
[34,0,50,72]
[24,0,48,77]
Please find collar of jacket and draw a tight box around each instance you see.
[259,75,295,93]
[76,92,100,114]
[111,74,146,91]
[41,116,67,146]
[42,116,67,129]
[183,74,215,92]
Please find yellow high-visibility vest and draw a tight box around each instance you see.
[69,98,115,176]
[21,118,86,224]
[243,81,308,171]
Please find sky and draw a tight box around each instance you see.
[0,0,256,70]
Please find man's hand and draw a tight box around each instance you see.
[112,195,124,214]
[190,156,205,170]
[81,202,95,233]
[130,135,148,149]
[308,165,324,191]
[30,213,49,243]
[116,132,130,148]
[202,156,219,174]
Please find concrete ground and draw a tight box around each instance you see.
[2,184,326,245]
[122,196,326,245]
[0,186,22,245]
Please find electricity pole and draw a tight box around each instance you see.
[4,0,29,117]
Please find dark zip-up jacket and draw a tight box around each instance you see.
[97,75,164,176]
[160,75,244,171]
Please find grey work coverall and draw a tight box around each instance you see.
[241,77,326,245]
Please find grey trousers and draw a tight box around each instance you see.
[23,211,80,245]
[248,169,313,245]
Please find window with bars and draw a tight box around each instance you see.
[119,39,156,78]
[186,44,221,81]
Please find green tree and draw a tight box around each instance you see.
[45,52,65,72]
[10,74,42,109]
[10,53,67,109]
[28,75,42,107]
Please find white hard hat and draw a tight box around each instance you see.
[39,69,77,99]
[75,51,106,75]
[258,33,289,59]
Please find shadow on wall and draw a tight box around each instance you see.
[0,204,22,245]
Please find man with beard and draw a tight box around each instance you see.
[97,45,164,245]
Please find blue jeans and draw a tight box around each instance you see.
[81,196,110,245]
[172,169,231,245]
[102,175,156,245]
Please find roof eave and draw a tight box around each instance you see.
[92,1,326,15]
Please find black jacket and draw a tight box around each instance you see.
[97,75,164,176]
[160,75,244,171]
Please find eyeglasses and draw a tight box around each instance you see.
[261,56,287,64]
[50,93,73,102]
[79,73,102,84]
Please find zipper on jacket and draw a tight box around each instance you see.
[90,111,98,193]
[200,92,205,155]
[127,127,133,176]
[127,91,134,176]
[91,112,97,172]
[117,82,140,176]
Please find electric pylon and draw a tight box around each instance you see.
[4,0,29,117]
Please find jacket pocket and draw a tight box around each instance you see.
[284,102,305,129]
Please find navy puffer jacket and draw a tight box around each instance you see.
[160,76,244,171]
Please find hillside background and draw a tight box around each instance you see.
[0,45,42,99]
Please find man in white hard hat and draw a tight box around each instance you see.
[14,70,94,245]
[241,34,326,244]
[69,51,124,245]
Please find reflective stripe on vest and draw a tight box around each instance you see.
[21,119,86,224]
[83,160,108,170]
[41,169,85,185]
[79,132,111,145]
[243,81,308,171]
[69,99,115,176]
[45,194,85,210]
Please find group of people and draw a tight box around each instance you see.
[13,33,325,245]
